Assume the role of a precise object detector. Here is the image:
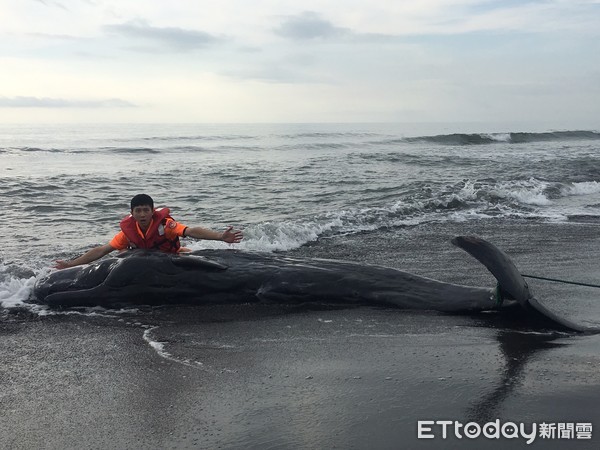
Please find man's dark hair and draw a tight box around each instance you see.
[130,194,154,210]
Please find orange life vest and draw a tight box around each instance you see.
[119,207,181,253]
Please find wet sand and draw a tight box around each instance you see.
[2,309,599,449]
[2,220,600,449]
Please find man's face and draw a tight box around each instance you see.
[132,205,153,229]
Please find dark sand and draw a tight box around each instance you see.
[2,221,600,449]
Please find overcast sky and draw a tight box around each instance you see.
[1,0,599,125]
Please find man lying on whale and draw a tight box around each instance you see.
[36,234,595,333]
[55,194,243,269]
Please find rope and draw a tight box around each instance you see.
[494,283,504,308]
[522,274,600,289]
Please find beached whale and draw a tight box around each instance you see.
[32,236,592,332]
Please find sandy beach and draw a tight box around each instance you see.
[2,221,600,449]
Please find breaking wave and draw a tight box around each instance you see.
[192,178,598,252]
[401,130,600,146]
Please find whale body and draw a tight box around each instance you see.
[32,236,592,333]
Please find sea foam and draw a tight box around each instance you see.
[564,181,600,196]
[0,271,36,309]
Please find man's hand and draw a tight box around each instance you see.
[221,226,243,244]
[54,260,73,270]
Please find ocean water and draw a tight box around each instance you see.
[2,123,600,311]
[3,123,600,449]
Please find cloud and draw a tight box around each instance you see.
[103,20,224,51]
[273,11,402,44]
[273,3,600,43]
[0,96,136,108]
[274,11,350,40]
[33,0,68,10]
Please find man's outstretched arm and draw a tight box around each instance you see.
[55,244,116,269]
[184,226,243,243]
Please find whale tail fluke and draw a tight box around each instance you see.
[526,296,590,333]
[451,236,532,306]
[452,236,591,333]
